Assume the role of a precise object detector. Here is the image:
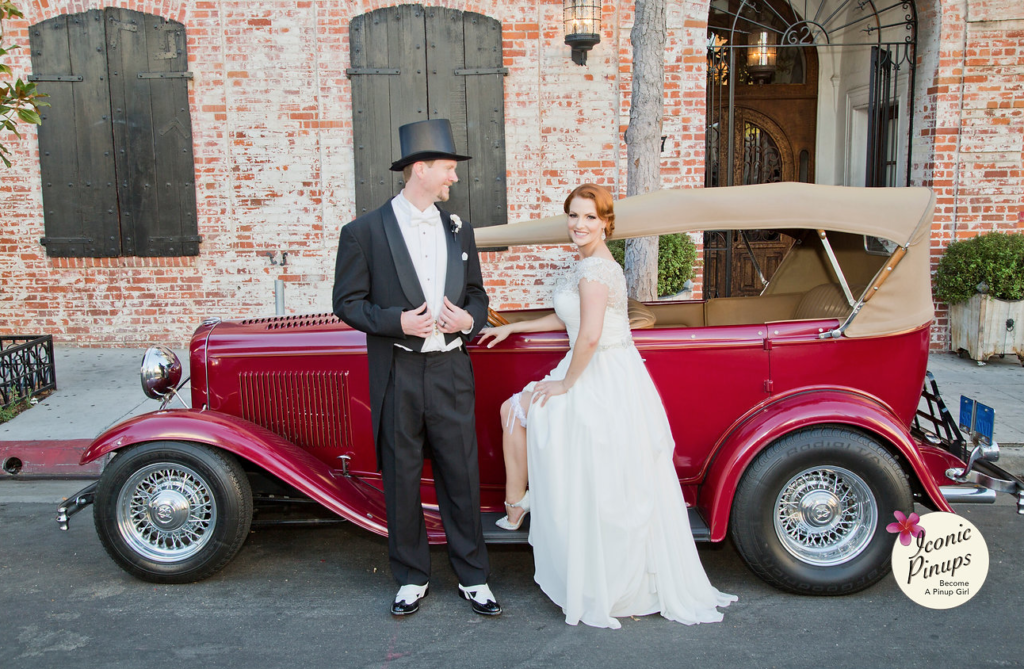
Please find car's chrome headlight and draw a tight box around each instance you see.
[140,346,182,399]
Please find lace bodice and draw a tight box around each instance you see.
[552,256,632,350]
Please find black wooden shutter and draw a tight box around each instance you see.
[30,10,120,258]
[458,12,507,229]
[424,7,470,221]
[349,5,428,215]
[349,5,507,227]
[30,9,198,258]
[104,8,198,257]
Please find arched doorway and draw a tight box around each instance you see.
[703,0,918,297]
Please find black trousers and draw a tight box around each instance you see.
[378,347,489,587]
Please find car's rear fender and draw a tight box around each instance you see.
[697,388,953,542]
[81,409,388,537]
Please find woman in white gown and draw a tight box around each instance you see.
[478,184,736,629]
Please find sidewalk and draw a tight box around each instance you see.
[0,347,1020,479]
[0,347,188,477]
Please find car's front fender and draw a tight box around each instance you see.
[82,409,389,537]
[698,388,954,542]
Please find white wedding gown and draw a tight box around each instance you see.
[521,256,736,629]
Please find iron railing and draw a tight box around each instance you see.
[1,335,56,408]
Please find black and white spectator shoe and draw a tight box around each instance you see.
[458,583,502,616]
[391,583,429,616]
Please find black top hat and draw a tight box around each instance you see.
[389,119,472,172]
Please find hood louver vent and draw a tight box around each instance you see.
[240,313,343,330]
[239,370,353,452]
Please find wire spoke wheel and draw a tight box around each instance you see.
[773,466,876,566]
[117,463,218,563]
[730,427,912,595]
[95,441,252,583]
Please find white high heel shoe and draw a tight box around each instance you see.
[495,491,530,531]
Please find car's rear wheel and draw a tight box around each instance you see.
[94,441,252,583]
[730,426,913,595]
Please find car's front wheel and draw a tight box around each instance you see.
[94,441,253,583]
[730,426,913,595]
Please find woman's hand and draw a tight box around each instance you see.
[477,324,515,348]
[531,379,568,407]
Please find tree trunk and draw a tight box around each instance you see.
[624,0,666,302]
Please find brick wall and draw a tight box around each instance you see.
[1,0,1021,347]
[917,0,1024,349]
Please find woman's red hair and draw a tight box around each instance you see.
[563,183,616,238]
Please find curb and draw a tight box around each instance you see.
[0,440,101,478]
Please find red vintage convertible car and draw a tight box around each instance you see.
[57,183,1024,594]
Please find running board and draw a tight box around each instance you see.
[481,512,530,544]
[481,508,711,545]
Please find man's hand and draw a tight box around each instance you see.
[401,303,435,338]
[438,296,473,334]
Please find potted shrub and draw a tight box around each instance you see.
[934,231,1024,364]
[608,233,698,298]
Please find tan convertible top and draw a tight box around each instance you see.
[475,183,936,338]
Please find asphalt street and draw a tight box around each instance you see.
[1,483,1021,669]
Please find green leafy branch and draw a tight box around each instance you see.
[934,232,1024,304]
[1,0,48,168]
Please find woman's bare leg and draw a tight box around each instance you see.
[499,391,532,525]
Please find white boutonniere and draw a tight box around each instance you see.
[450,214,463,235]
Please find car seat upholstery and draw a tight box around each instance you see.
[627,298,657,329]
[793,283,863,320]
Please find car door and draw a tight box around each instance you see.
[635,323,771,481]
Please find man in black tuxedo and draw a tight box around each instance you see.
[333,119,500,617]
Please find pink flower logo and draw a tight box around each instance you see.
[886,510,924,546]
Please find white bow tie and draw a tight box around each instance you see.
[410,209,440,227]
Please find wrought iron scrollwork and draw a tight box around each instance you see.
[0,336,56,408]
[743,123,784,185]
[710,0,917,49]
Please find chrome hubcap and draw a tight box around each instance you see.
[116,463,217,563]
[148,490,191,531]
[774,466,876,566]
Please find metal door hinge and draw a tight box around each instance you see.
[138,71,193,79]
[346,68,400,77]
[41,236,92,245]
[454,67,509,76]
[28,74,83,82]
[764,379,774,394]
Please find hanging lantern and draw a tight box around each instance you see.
[747,30,777,84]
[564,0,601,66]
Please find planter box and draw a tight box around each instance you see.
[949,294,1024,364]
[0,335,57,408]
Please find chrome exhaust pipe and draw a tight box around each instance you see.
[940,484,997,505]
